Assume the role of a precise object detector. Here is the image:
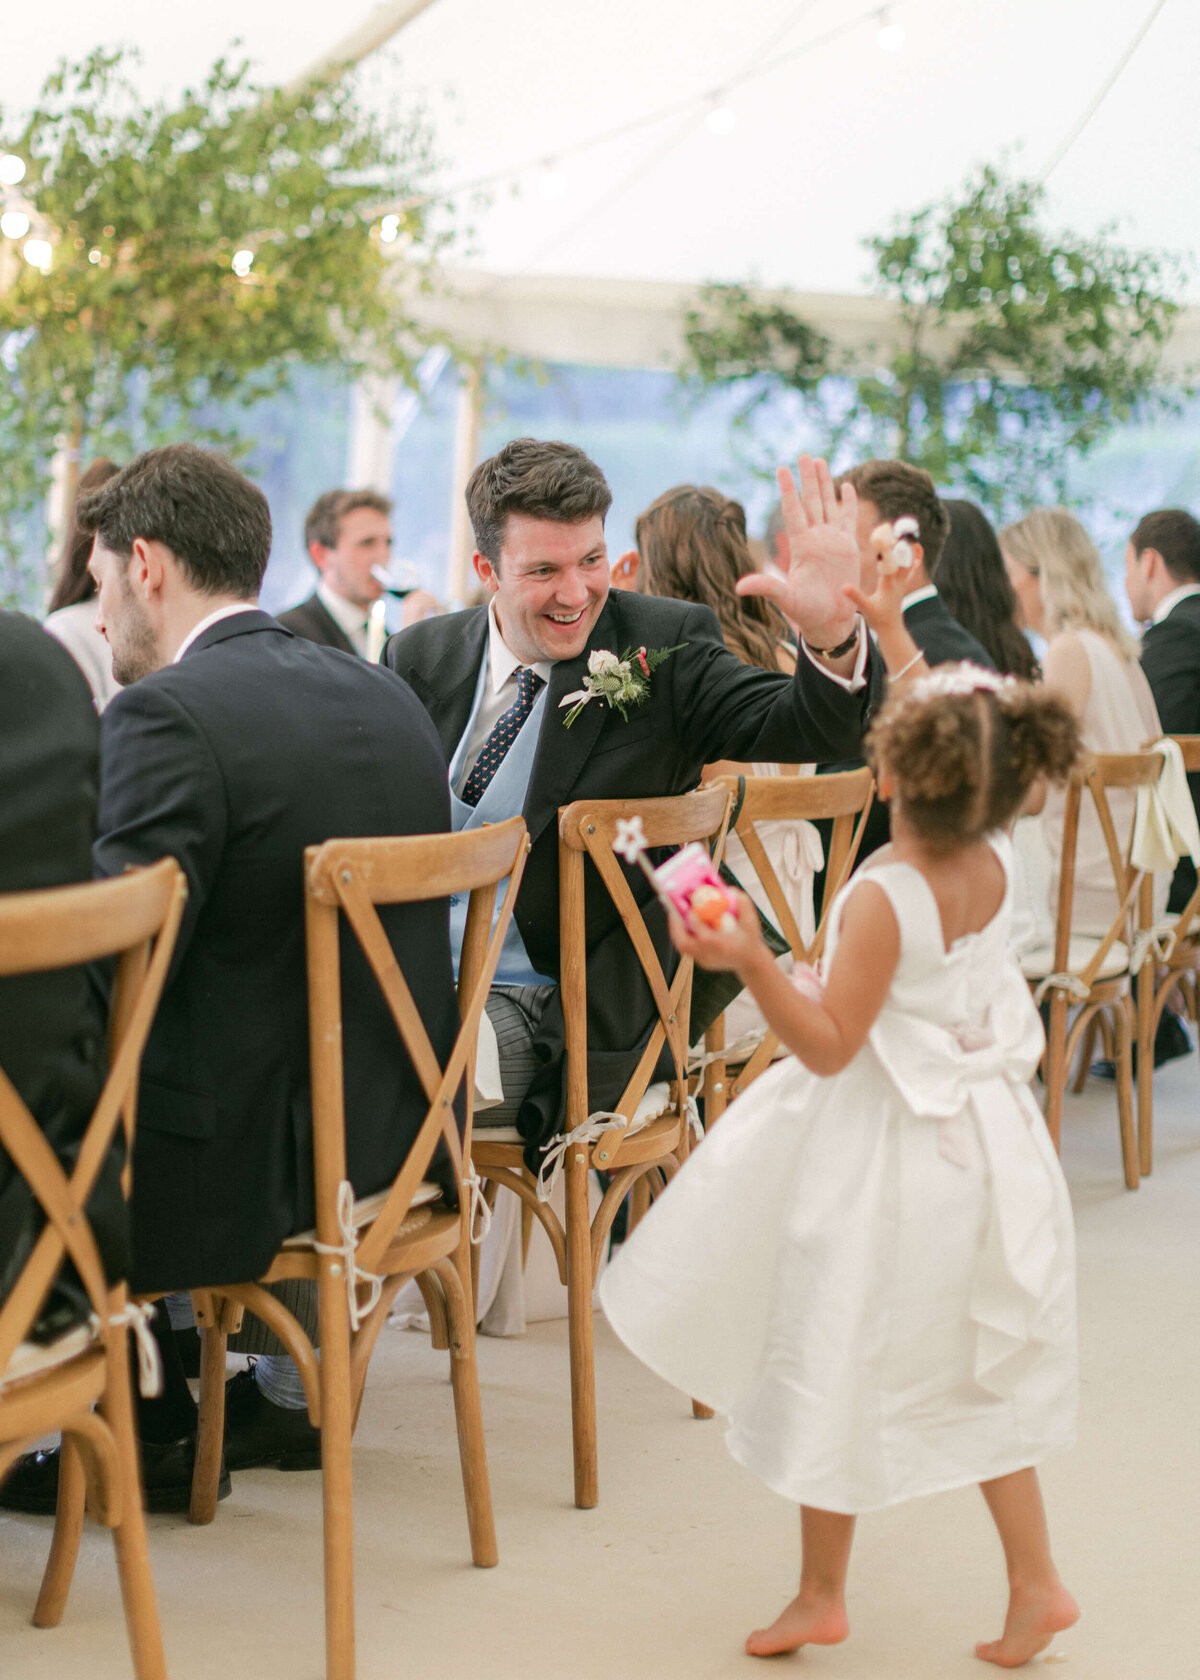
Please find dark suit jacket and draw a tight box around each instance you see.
[277,591,359,656]
[1140,592,1200,910]
[823,589,997,863]
[96,612,459,1292]
[0,613,118,1322]
[385,592,881,1166]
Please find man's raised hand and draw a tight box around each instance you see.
[736,455,860,650]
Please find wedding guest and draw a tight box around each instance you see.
[617,483,823,1047]
[44,458,123,708]
[0,613,119,1331]
[938,499,1040,679]
[602,627,1082,1665]
[278,488,393,656]
[384,438,922,1175]
[1125,508,1200,910]
[2,444,459,1514]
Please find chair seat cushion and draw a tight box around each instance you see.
[282,1181,442,1249]
[1020,937,1130,983]
[1,1323,96,1392]
[477,1080,675,1148]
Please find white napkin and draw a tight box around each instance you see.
[1132,738,1200,873]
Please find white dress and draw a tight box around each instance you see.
[600,840,1077,1514]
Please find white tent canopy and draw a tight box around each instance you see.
[4,0,1197,310]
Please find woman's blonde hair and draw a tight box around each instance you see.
[999,506,1135,656]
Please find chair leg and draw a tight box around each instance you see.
[189,1324,229,1526]
[318,1265,356,1680]
[1043,994,1068,1154]
[1138,974,1157,1179]
[436,1242,498,1567]
[564,1151,598,1509]
[32,1433,87,1628]
[628,1175,651,1235]
[1072,1015,1099,1092]
[1114,1000,1140,1191]
[102,1328,169,1680]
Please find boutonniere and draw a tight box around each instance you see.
[559,644,685,729]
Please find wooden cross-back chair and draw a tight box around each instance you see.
[1019,750,1164,1189]
[0,858,186,1679]
[185,817,529,1680]
[472,784,734,1510]
[699,767,876,1126]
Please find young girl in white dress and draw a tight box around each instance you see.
[600,659,1083,1669]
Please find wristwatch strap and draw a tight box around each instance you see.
[804,618,861,661]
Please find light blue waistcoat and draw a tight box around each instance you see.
[446,655,554,986]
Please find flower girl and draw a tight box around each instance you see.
[600,657,1083,1667]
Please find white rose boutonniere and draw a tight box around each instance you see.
[559,643,686,729]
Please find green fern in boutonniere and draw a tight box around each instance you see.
[559,643,685,729]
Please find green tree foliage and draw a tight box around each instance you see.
[0,48,452,603]
[678,166,1183,516]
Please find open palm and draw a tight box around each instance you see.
[737,455,860,648]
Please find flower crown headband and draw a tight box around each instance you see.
[903,662,1019,705]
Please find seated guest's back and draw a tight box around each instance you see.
[938,500,1040,680]
[1124,507,1200,911]
[81,445,459,1294]
[0,613,119,1324]
[1000,506,1163,935]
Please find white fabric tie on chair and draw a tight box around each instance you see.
[1133,738,1200,872]
[309,1180,385,1332]
[93,1300,163,1398]
[1130,926,1170,974]
[1032,972,1093,1007]
[464,1161,493,1245]
[537,1112,630,1203]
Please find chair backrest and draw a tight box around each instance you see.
[0,859,187,1376]
[557,785,734,1132]
[1052,750,1165,984]
[715,767,875,966]
[303,817,530,1274]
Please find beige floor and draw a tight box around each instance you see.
[2,1062,1198,1680]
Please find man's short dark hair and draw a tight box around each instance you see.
[837,459,951,577]
[304,489,392,552]
[1130,508,1200,585]
[465,438,612,565]
[76,443,271,598]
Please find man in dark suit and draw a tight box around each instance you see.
[1126,507,1200,911]
[0,615,117,1330]
[2,445,458,1513]
[277,488,393,655]
[384,438,912,1172]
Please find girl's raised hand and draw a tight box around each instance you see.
[667,889,768,977]
[842,530,911,639]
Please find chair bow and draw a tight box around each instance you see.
[1032,972,1092,1007]
[537,1112,632,1203]
[94,1300,164,1399]
[309,1180,385,1332]
[464,1161,493,1245]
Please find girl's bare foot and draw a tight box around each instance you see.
[745,1592,850,1658]
[975,1583,1079,1668]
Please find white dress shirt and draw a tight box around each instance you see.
[174,603,260,663]
[317,581,370,656]
[453,601,552,798]
[799,620,869,692]
[901,583,939,611]
[1152,583,1200,626]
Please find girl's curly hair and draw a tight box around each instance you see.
[866,680,1080,850]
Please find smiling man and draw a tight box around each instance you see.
[384,436,895,1168]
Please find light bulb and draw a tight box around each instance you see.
[1,209,31,239]
[88,248,103,264]
[22,238,52,270]
[876,15,905,50]
[379,213,401,243]
[231,248,254,277]
[537,167,567,200]
[705,105,737,136]
[0,154,26,185]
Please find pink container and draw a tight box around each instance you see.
[651,843,738,932]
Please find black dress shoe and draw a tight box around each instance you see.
[1093,1011,1193,1081]
[0,1435,231,1516]
[223,1366,321,1471]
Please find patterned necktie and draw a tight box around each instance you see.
[461,667,544,808]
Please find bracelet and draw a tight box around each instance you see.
[891,649,923,681]
[804,618,861,661]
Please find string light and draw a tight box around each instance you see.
[379,213,401,242]
[876,9,905,50]
[1,210,31,239]
[704,104,737,135]
[231,248,254,276]
[88,248,103,264]
[0,154,26,185]
[22,238,52,271]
